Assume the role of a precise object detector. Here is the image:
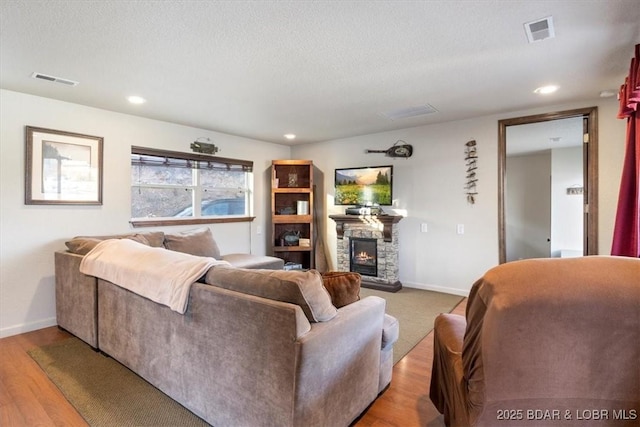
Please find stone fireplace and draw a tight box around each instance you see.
[329,214,403,292]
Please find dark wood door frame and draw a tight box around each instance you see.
[498,107,598,264]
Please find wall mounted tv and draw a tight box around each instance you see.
[334,165,393,206]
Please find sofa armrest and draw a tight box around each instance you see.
[293,295,386,425]
[430,313,468,427]
[54,251,98,348]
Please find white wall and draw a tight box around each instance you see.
[0,90,627,337]
[0,89,290,337]
[551,146,584,256]
[291,98,627,295]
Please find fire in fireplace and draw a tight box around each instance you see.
[350,238,377,276]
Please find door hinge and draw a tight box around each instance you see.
[583,133,589,143]
[584,204,590,214]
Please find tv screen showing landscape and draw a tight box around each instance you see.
[334,165,393,206]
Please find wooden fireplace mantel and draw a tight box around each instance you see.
[329,214,403,242]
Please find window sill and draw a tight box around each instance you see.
[130,216,255,228]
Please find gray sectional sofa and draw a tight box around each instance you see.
[56,228,284,348]
[54,228,398,426]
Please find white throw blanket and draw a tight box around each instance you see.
[80,239,229,314]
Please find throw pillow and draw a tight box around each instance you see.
[83,231,165,247]
[65,237,102,255]
[164,227,222,259]
[125,234,151,246]
[205,267,338,322]
[321,272,361,308]
[65,235,151,255]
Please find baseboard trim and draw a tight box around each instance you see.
[0,317,57,339]
[401,281,470,297]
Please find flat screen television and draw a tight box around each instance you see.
[334,165,393,206]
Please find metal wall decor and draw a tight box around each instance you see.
[465,139,478,204]
[365,140,413,158]
[191,137,219,155]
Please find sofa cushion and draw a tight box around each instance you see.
[164,227,221,259]
[321,271,361,308]
[205,266,337,322]
[222,253,284,270]
[65,234,151,255]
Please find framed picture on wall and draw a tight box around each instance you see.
[25,126,103,205]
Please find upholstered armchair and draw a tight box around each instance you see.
[430,256,640,427]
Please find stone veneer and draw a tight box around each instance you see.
[329,215,403,292]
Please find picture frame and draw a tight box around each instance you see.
[25,126,103,205]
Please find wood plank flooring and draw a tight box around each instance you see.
[0,299,466,427]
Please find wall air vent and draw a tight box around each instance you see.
[30,72,79,86]
[524,16,555,43]
[381,104,438,121]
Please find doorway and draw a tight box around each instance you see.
[498,107,598,264]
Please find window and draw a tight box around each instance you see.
[130,146,253,227]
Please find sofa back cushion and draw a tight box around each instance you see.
[65,233,158,255]
[205,267,337,322]
[164,228,222,259]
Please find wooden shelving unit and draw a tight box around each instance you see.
[271,160,314,269]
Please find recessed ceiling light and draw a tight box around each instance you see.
[284,134,296,140]
[533,85,559,95]
[127,95,146,104]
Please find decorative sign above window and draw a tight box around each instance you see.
[465,140,478,204]
[190,137,219,155]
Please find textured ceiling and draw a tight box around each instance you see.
[1,1,638,144]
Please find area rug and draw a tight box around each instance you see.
[28,288,462,426]
[360,287,464,364]
[28,338,210,426]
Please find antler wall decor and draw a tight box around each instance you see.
[465,140,478,204]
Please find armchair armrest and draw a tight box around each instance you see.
[430,313,469,427]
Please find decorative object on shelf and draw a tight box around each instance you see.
[25,126,103,205]
[365,140,413,158]
[278,206,296,215]
[296,200,309,215]
[283,262,303,270]
[280,230,300,246]
[465,139,478,204]
[190,137,219,155]
[299,238,311,247]
[287,169,298,187]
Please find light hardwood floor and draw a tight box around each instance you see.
[0,299,466,427]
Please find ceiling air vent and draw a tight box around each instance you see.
[31,72,79,86]
[524,16,555,43]
[381,104,438,121]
